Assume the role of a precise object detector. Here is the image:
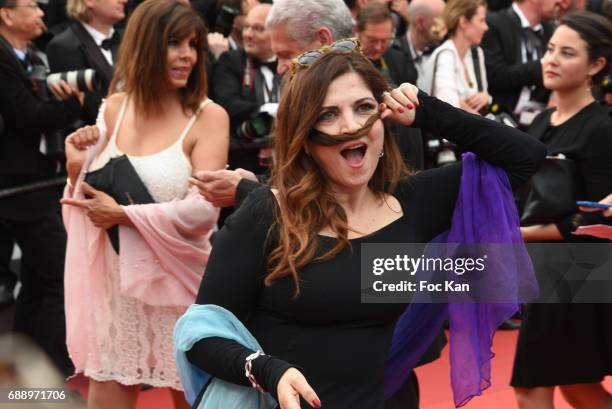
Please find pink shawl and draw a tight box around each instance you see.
[62,114,218,370]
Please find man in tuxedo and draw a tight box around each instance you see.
[355,1,424,170]
[392,0,444,87]
[480,0,560,127]
[46,0,125,125]
[211,3,279,225]
[212,3,278,177]
[0,0,82,376]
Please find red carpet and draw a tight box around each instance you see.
[68,330,611,408]
[416,330,612,409]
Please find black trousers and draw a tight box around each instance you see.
[2,209,73,376]
[384,371,420,409]
[0,226,16,289]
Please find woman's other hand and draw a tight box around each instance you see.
[605,194,612,217]
[459,98,480,115]
[464,92,490,114]
[189,168,257,208]
[277,368,321,409]
[380,83,419,127]
[520,224,563,241]
[60,182,132,229]
[579,193,612,217]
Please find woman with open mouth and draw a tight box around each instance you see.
[177,40,546,409]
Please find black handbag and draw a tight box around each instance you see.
[84,155,154,252]
[520,156,580,226]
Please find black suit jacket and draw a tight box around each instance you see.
[212,49,277,129]
[0,36,81,220]
[46,21,119,125]
[212,48,280,174]
[378,47,418,87]
[481,7,554,114]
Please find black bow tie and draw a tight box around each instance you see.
[522,27,544,59]
[412,46,434,63]
[254,59,277,71]
[422,46,435,56]
[100,31,120,51]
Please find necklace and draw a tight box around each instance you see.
[460,58,474,89]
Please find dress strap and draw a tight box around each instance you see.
[109,96,129,145]
[177,98,212,143]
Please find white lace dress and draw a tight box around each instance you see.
[82,98,210,389]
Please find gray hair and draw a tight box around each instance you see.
[266,0,354,45]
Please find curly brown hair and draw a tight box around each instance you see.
[266,51,412,296]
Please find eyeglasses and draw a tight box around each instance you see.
[290,38,363,78]
[362,35,393,47]
[242,23,265,33]
[6,2,40,9]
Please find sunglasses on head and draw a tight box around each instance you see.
[290,38,363,78]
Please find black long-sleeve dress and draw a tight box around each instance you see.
[511,102,612,387]
[188,92,546,409]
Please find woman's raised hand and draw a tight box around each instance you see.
[380,83,419,127]
[277,368,321,409]
[65,125,100,150]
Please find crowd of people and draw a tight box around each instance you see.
[0,0,611,408]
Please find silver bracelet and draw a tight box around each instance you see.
[244,350,267,393]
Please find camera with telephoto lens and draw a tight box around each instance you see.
[213,4,240,37]
[28,65,90,159]
[236,111,273,142]
[46,69,100,93]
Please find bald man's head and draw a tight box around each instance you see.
[243,3,274,60]
[407,0,445,51]
[408,0,445,24]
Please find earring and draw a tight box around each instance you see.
[379,150,384,158]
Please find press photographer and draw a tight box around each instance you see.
[0,0,82,377]
[211,3,279,175]
[206,0,260,62]
[46,0,124,126]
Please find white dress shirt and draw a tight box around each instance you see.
[406,30,431,89]
[511,2,544,114]
[82,22,114,66]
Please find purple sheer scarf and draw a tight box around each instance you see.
[384,153,538,406]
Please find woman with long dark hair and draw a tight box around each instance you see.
[179,43,545,409]
[61,0,228,407]
[512,11,612,409]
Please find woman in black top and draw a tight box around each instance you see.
[187,46,545,409]
[511,11,612,409]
